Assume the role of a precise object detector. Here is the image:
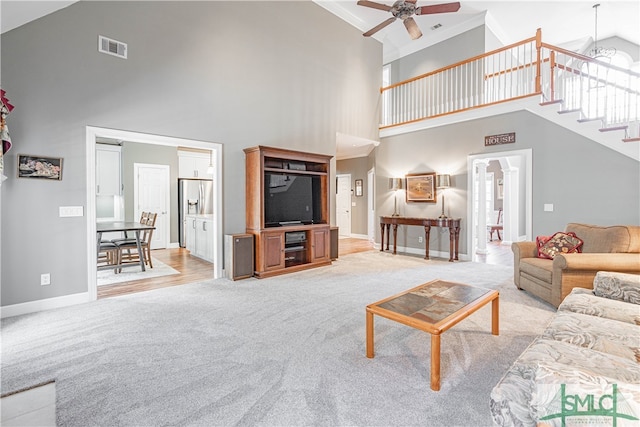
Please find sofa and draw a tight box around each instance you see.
[490,271,640,426]
[512,223,640,307]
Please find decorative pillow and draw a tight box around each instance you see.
[538,231,584,260]
[536,235,551,258]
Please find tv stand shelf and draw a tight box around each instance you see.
[244,146,333,278]
[263,167,327,176]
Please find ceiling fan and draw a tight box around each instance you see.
[357,0,461,40]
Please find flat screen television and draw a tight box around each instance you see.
[264,173,323,227]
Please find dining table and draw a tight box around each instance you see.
[97,221,156,272]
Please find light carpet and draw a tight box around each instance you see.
[97,257,180,286]
[1,252,555,426]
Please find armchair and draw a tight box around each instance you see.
[512,223,640,307]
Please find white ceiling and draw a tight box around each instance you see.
[2,1,638,159]
[0,1,77,34]
[316,0,640,63]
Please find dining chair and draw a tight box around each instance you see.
[488,208,503,241]
[97,241,120,272]
[115,212,157,272]
[111,212,149,243]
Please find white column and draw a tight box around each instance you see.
[476,159,489,254]
[502,166,519,244]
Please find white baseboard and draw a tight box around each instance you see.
[167,242,180,249]
[0,292,92,319]
[372,243,469,261]
[350,233,368,239]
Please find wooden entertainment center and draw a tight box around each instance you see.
[244,146,333,278]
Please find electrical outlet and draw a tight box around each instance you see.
[418,236,423,243]
[41,273,51,286]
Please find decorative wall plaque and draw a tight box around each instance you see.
[485,132,515,146]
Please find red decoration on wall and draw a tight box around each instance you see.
[1,89,13,155]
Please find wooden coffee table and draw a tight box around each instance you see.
[366,279,499,391]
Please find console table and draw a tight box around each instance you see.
[380,216,461,262]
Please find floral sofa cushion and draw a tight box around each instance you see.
[559,287,640,326]
[542,311,640,362]
[593,270,640,304]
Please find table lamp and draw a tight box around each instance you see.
[436,174,451,219]
[389,177,403,217]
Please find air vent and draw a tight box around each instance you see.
[98,35,127,59]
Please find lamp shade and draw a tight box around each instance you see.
[388,177,403,191]
[436,174,451,189]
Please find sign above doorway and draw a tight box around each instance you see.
[485,132,515,146]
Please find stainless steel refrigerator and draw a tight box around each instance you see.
[178,178,213,247]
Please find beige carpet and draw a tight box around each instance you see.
[2,252,555,426]
[97,257,179,286]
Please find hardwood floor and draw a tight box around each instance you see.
[98,238,512,299]
[473,240,513,266]
[97,248,213,299]
[338,237,376,256]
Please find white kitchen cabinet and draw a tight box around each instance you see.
[186,216,197,254]
[195,217,213,262]
[185,215,213,262]
[178,151,212,178]
[96,144,121,196]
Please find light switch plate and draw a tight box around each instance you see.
[59,206,84,217]
[544,204,554,212]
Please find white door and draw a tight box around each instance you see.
[336,174,351,237]
[134,163,170,250]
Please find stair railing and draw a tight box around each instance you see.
[539,42,640,140]
[381,29,640,141]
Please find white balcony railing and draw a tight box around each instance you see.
[381,29,640,141]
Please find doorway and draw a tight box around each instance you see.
[336,174,352,237]
[86,126,223,301]
[467,149,532,260]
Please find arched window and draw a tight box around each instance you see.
[580,48,638,124]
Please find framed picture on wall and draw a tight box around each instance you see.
[406,172,436,202]
[355,179,363,197]
[17,154,62,180]
[497,178,504,199]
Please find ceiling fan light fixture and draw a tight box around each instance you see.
[358,0,460,40]
[589,3,616,60]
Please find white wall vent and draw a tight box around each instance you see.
[98,35,127,59]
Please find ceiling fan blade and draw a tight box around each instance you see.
[363,17,397,37]
[403,17,423,40]
[415,2,461,15]
[356,0,392,12]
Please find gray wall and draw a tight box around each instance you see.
[388,26,486,79]
[1,1,381,306]
[336,156,371,236]
[377,110,640,255]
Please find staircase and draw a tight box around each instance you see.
[379,29,640,161]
